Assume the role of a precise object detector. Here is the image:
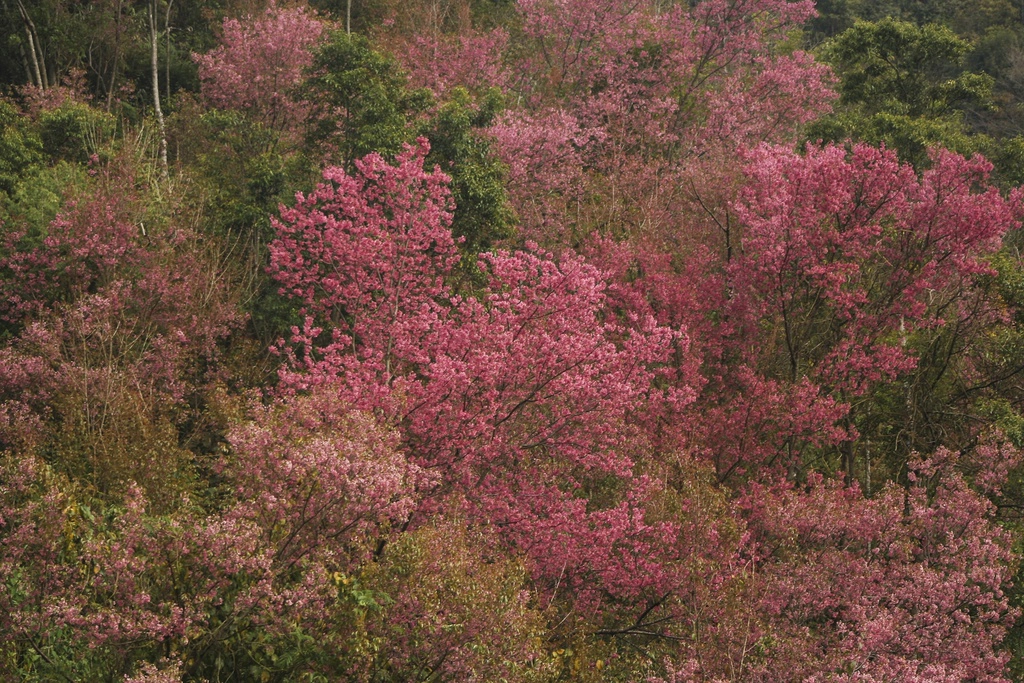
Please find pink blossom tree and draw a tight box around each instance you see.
[722,442,1020,682]
[732,144,1017,395]
[194,2,326,138]
[721,143,1023,479]
[268,138,456,361]
[489,0,835,245]
[268,143,694,618]
[395,29,510,98]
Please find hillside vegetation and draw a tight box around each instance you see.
[4,0,1024,680]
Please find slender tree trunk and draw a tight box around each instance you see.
[865,441,871,496]
[16,0,45,88]
[841,439,855,486]
[164,0,173,102]
[346,0,351,35]
[841,412,856,486]
[20,47,32,85]
[107,0,124,111]
[149,0,168,179]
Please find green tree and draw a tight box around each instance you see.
[304,31,432,167]
[824,19,993,118]
[0,101,42,197]
[305,34,515,264]
[421,87,514,259]
[808,19,995,167]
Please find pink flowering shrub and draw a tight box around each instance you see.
[223,390,421,570]
[268,138,457,367]
[631,439,1021,682]
[490,0,834,245]
[488,109,599,243]
[730,445,1019,682]
[0,156,240,502]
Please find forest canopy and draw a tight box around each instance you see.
[4,0,1024,681]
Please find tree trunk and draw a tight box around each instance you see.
[16,0,46,88]
[107,0,124,111]
[164,0,174,102]
[149,0,168,179]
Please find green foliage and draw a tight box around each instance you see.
[304,36,516,265]
[0,161,84,240]
[38,102,115,164]
[470,0,521,30]
[307,0,385,34]
[170,101,312,345]
[808,109,983,168]
[946,0,1020,39]
[362,519,552,683]
[804,0,856,44]
[808,19,996,166]
[844,0,932,24]
[822,19,993,118]
[421,88,515,259]
[173,99,314,237]
[0,0,227,109]
[305,31,433,167]
[806,0,1024,170]
[966,25,1022,78]
[968,253,1024,435]
[0,101,43,197]
[47,386,197,513]
[990,135,1024,187]
[974,253,1024,681]
[180,107,290,235]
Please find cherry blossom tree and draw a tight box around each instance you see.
[194,2,326,138]
[267,142,692,618]
[489,0,835,245]
[723,143,1023,479]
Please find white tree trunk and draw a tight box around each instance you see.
[149,0,168,179]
